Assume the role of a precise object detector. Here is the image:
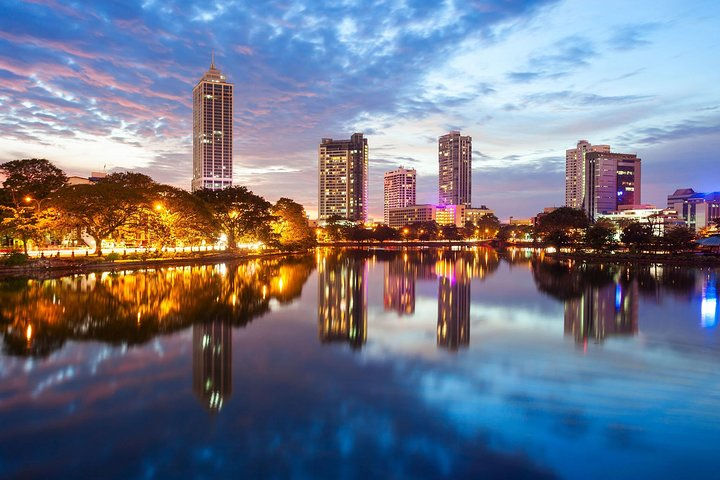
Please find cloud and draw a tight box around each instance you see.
[608,23,662,51]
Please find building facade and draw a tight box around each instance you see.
[439,131,472,207]
[318,133,368,222]
[383,167,416,225]
[667,188,720,230]
[584,152,641,220]
[192,57,233,192]
[565,140,610,209]
[387,204,436,228]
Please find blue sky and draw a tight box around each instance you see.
[0,0,718,220]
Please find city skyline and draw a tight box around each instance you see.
[0,1,718,220]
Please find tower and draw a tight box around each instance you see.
[191,55,233,191]
[383,167,416,225]
[565,140,610,209]
[318,133,368,222]
[438,131,472,207]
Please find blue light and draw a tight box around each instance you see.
[615,284,622,311]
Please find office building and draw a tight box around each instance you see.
[191,55,233,192]
[318,133,368,222]
[464,206,495,225]
[565,140,610,209]
[667,188,720,230]
[584,151,641,220]
[383,167,416,225]
[439,131,472,207]
[387,204,436,228]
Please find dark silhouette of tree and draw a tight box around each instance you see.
[585,221,617,251]
[621,222,653,252]
[663,225,696,252]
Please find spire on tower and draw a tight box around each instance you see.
[211,50,215,69]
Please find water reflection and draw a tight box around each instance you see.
[701,272,718,328]
[193,321,232,412]
[317,250,368,349]
[0,255,315,358]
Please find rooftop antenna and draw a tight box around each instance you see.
[211,49,215,69]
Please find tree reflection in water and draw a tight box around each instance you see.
[0,255,315,358]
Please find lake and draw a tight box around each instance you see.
[0,247,718,479]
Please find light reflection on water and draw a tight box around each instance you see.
[0,247,718,479]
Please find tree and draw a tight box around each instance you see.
[271,198,315,251]
[0,159,67,206]
[371,224,401,242]
[663,225,695,252]
[534,207,589,246]
[621,222,653,252]
[585,221,617,251]
[440,224,462,240]
[148,186,215,248]
[0,159,68,253]
[51,183,146,255]
[195,186,275,250]
[472,213,501,239]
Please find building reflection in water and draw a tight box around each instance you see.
[317,251,368,349]
[436,254,471,351]
[701,272,718,328]
[384,253,415,315]
[193,320,232,413]
[564,274,638,344]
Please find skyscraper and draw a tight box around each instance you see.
[383,167,416,225]
[191,55,233,192]
[584,151,641,220]
[438,131,472,207]
[318,133,368,222]
[565,140,610,209]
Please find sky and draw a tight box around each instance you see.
[0,0,718,221]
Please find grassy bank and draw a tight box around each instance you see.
[0,249,309,280]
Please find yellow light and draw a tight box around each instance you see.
[26,325,32,341]
[24,196,32,203]
[154,203,164,211]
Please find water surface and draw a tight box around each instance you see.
[1,248,718,479]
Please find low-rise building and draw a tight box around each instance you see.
[435,204,465,227]
[387,204,436,228]
[464,206,495,225]
[667,188,720,231]
[598,206,682,236]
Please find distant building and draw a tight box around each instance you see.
[667,188,720,230]
[565,140,610,209]
[383,167,416,225]
[67,171,106,186]
[387,204,436,228]
[435,204,465,227]
[439,131,472,207]
[465,206,495,225]
[584,151,641,220]
[599,206,682,236]
[191,55,233,192]
[318,133,368,223]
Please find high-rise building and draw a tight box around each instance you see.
[383,167,416,225]
[584,152,641,220]
[438,131,472,207]
[565,140,610,209]
[191,55,233,192]
[318,133,368,222]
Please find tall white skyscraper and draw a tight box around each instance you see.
[439,131,472,207]
[191,55,233,192]
[565,140,610,209]
[383,167,416,225]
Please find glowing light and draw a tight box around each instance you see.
[701,274,717,328]
[26,325,32,341]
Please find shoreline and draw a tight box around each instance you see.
[0,250,310,280]
[546,251,720,266]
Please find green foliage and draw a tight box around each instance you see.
[621,222,654,252]
[0,158,67,205]
[663,225,696,252]
[195,186,275,249]
[104,252,121,262]
[585,222,617,251]
[3,252,29,266]
[271,197,315,250]
[468,213,501,238]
